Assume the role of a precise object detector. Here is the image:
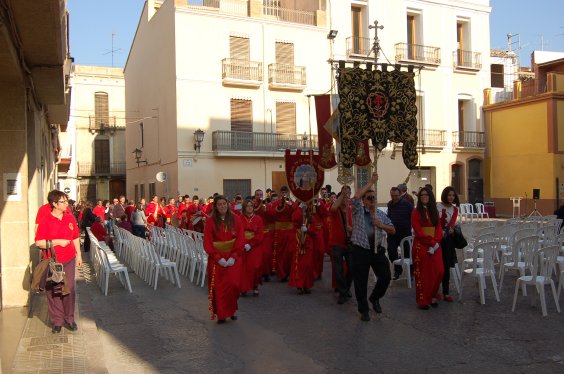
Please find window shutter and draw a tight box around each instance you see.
[230,99,253,132]
[95,92,109,127]
[94,138,110,173]
[275,42,294,65]
[230,36,250,61]
[276,102,295,134]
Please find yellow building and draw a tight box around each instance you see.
[483,54,564,216]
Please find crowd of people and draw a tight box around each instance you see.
[35,175,463,329]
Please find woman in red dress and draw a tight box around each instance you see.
[203,195,245,323]
[289,202,317,295]
[411,187,444,310]
[240,199,265,296]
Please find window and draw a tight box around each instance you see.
[491,64,504,88]
[468,159,482,179]
[230,36,250,61]
[467,159,483,204]
[406,11,422,59]
[94,137,110,174]
[416,95,424,129]
[139,122,144,147]
[351,6,363,54]
[79,180,97,203]
[275,42,294,65]
[223,179,251,200]
[356,166,370,190]
[456,20,470,66]
[451,164,463,195]
[134,184,139,204]
[149,182,156,198]
[94,92,109,128]
[458,100,465,133]
[140,184,145,201]
[276,101,296,134]
[231,99,253,150]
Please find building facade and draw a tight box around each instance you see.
[62,65,127,203]
[0,0,72,308]
[484,53,564,216]
[125,0,491,204]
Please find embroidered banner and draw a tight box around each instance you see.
[284,149,324,203]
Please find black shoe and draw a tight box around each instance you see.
[369,297,382,314]
[346,290,352,298]
[64,322,78,331]
[262,275,271,282]
[217,319,226,324]
[418,305,430,310]
[230,315,238,321]
[240,292,248,297]
[303,288,311,294]
[360,312,370,322]
[52,326,62,334]
[431,301,439,308]
[280,276,288,282]
[337,295,347,304]
[297,288,304,295]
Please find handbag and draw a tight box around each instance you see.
[452,226,468,249]
[45,240,65,286]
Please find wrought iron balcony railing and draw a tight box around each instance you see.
[212,130,318,152]
[262,4,315,25]
[418,129,447,147]
[89,116,117,134]
[222,58,262,82]
[395,43,441,65]
[452,131,485,149]
[268,63,306,86]
[77,162,126,176]
[346,36,373,58]
[453,49,482,70]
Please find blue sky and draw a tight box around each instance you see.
[68,0,564,68]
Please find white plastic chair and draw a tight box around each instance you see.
[512,245,561,316]
[392,236,413,288]
[99,245,133,296]
[499,235,539,295]
[475,203,489,219]
[461,241,500,304]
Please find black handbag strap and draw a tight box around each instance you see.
[46,240,58,262]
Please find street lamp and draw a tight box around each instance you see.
[194,129,205,152]
[327,30,338,39]
[132,148,147,167]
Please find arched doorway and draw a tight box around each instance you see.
[467,158,484,204]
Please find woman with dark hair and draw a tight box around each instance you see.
[437,186,460,302]
[35,190,82,333]
[411,187,444,310]
[203,195,245,323]
[240,199,264,296]
[131,203,148,238]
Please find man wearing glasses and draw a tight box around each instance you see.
[351,172,395,321]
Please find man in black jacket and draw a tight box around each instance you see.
[387,187,414,280]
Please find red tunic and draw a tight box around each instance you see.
[288,207,315,290]
[92,205,106,222]
[90,221,108,241]
[268,199,296,280]
[311,203,328,279]
[254,200,274,276]
[125,205,135,222]
[411,209,444,306]
[164,204,177,225]
[145,202,165,227]
[203,215,245,320]
[240,214,265,293]
[35,213,80,263]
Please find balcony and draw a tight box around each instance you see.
[77,162,126,176]
[452,131,485,149]
[268,63,306,91]
[89,116,117,134]
[395,43,440,65]
[453,49,482,71]
[212,131,318,155]
[185,0,248,17]
[222,58,262,88]
[346,36,374,60]
[418,129,447,148]
[262,4,315,26]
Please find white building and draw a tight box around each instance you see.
[125,0,491,204]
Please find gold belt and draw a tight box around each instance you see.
[275,222,293,230]
[213,239,235,252]
[244,231,255,240]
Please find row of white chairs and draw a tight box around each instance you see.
[86,227,132,296]
[459,203,490,222]
[114,227,181,290]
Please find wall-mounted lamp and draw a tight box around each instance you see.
[132,147,148,167]
[327,30,338,40]
[194,129,205,152]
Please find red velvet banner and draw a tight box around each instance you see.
[314,95,337,169]
[284,149,324,203]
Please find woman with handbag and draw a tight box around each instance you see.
[437,186,460,302]
[35,190,82,333]
[411,187,444,310]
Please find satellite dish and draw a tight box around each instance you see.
[156,172,167,182]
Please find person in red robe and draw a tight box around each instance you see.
[289,202,316,294]
[187,196,205,233]
[124,201,135,222]
[411,187,444,310]
[164,198,177,226]
[252,190,274,282]
[240,199,264,296]
[311,199,328,280]
[230,195,244,216]
[203,195,245,324]
[145,195,165,227]
[92,200,106,223]
[267,186,296,282]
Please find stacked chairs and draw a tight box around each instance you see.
[86,227,132,296]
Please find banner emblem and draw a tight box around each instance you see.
[285,150,324,203]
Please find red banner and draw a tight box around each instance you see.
[314,95,337,169]
[355,140,371,166]
[284,150,324,203]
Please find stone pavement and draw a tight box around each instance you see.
[6,249,564,373]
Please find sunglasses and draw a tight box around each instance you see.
[365,196,376,201]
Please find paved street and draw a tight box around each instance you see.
[75,251,564,374]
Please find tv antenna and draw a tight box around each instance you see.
[102,32,122,67]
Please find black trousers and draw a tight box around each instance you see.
[331,245,353,296]
[351,245,391,314]
[386,231,411,274]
